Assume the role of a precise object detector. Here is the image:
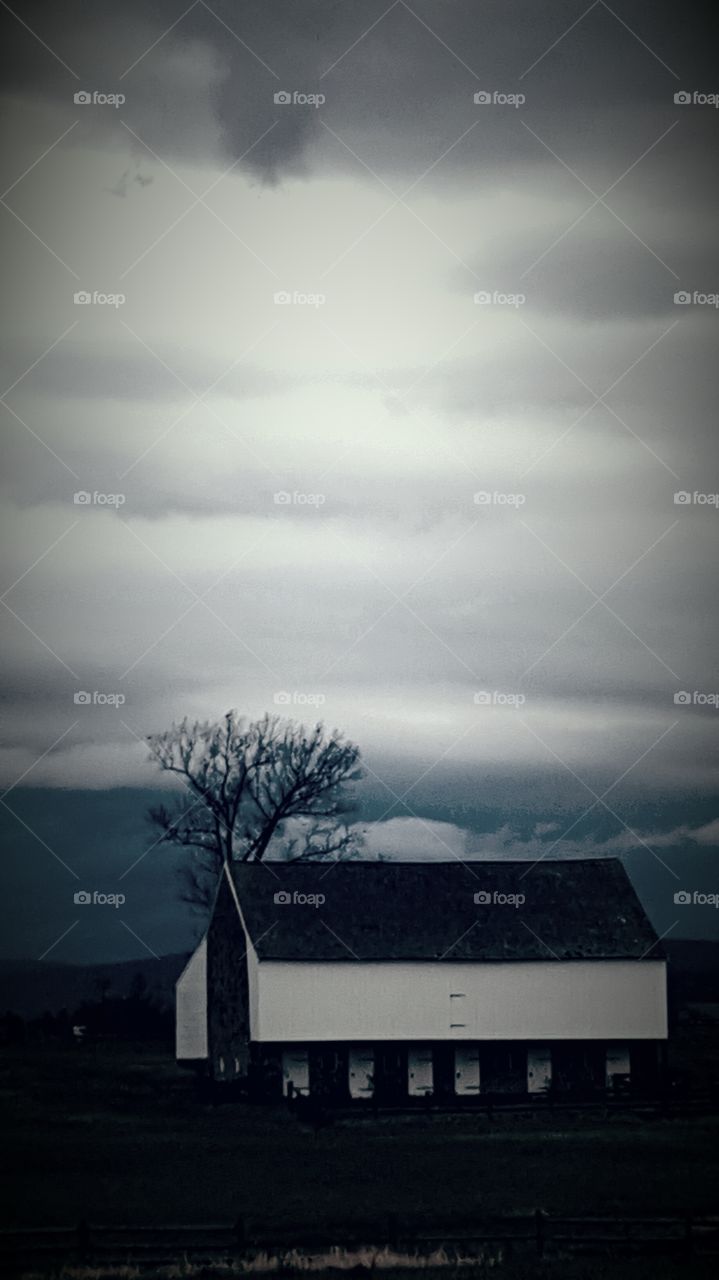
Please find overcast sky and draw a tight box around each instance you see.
[1,1,718,960]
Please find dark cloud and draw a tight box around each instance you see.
[3,1,719,184]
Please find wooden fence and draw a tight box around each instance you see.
[1,1210,718,1271]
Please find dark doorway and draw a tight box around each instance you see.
[481,1044,527,1094]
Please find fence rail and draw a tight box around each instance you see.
[1,1211,718,1270]
[328,1094,719,1119]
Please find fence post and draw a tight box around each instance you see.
[387,1212,399,1249]
[684,1213,693,1256]
[534,1209,546,1258]
[234,1216,246,1249]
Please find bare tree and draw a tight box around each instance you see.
[147,711,363,908]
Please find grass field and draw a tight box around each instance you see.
[1,1043,719,1233]
[15,1265,719,1280]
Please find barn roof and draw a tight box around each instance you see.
[228,859,661,962]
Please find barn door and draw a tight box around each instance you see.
[454,1045,481,1095]
[282,1049,310,1096]
[348,1047,375,1099]
[375,1046,403,1104]
[449,993,467,1028]
[407,1046,434,1096]
[527,1046,552,1094]
[606,1045,631,1090]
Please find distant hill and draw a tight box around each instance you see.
[0,953,189,1018]
[664,939,719,1003]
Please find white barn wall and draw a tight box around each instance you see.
[175,938,208,1060]
[253,959,667,1043]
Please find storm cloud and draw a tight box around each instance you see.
[1,0,718,959]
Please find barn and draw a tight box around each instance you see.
[176,858,668,1103]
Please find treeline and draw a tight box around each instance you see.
[0,974,172,1046]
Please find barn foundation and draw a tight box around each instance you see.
[237,1037,664,1104]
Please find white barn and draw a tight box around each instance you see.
[176,859,667,1103]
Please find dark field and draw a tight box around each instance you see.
[1,1043,719,1231]
[11,1266,719,1280]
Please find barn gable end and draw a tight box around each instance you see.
[175,937,208,1062]
[206,867,251,1081]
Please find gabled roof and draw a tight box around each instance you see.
[228,859,661,962]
